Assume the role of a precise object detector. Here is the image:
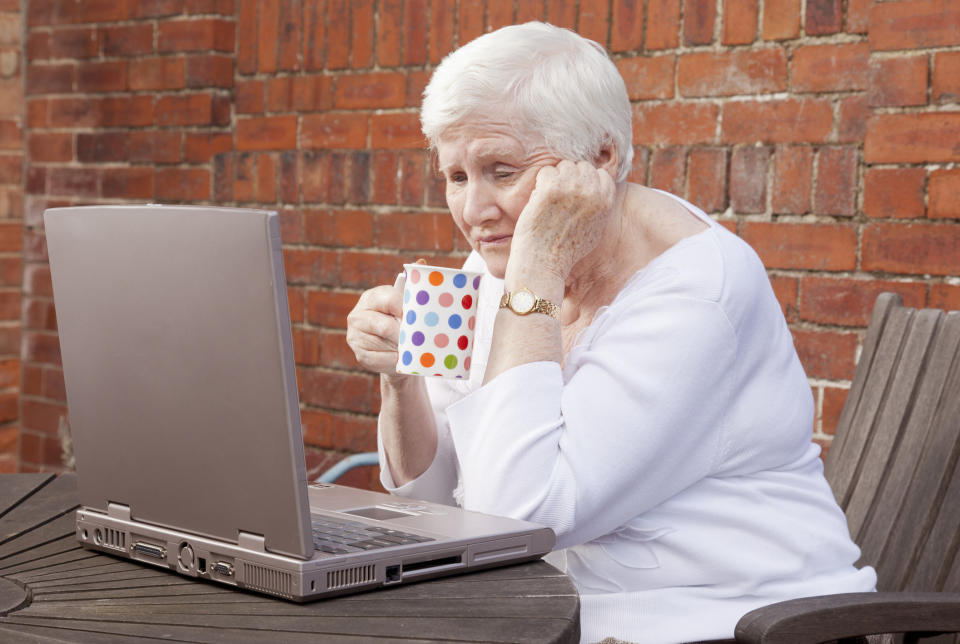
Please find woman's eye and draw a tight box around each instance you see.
[494,171,514,180]
[448,173,467,184]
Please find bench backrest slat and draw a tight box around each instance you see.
[825,296,960,593]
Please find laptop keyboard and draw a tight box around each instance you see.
[311,516,434,555]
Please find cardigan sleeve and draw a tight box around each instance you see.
[445,293,739,549]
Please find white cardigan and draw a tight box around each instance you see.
[379,193,876,643]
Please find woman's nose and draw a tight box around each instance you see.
[460,179,500,227]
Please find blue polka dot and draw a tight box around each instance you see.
[453,273,467,288]
[448,314,462,329]
[401,351,413,365]
[412,331,425,346]
[406,310,416,324]
[416,290,429,305]
[425,312,439,327]
[398,330,406,345]
[404,290,410,303]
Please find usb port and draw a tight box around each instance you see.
[133,542,166,560]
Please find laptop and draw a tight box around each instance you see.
[44,204,555,601]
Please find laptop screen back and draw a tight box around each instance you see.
[45,205,313,559]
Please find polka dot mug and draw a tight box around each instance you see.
[396,263,483,379]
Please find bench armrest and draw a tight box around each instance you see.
[734,592,960,643]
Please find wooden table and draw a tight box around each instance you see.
[0,474,579,643]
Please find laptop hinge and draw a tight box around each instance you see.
[107,502,131,521]
[238,531,266,553]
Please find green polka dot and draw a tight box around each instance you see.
[444,355,458,369]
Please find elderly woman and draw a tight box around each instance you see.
[346,21,875,644]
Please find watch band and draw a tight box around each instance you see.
[499,288,561,319]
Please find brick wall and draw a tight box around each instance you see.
[0,0,22,474]
[7,0,960,480]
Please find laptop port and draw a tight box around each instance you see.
[198,557,207,573]
[212,561,234,576]
[385,565,401,584]
[133,542,166,560]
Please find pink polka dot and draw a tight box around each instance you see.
[438,292,454,307]
[467,316,476,330]
[434,333,449,348]
[409,269,420,283]
[464,356,471,371]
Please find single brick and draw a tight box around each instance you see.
[633,102,718,145]
[870,0,960,50]
[617,55,675,100]
[928,169,960,219]
[730,145,770,214]
[722,0,758,44]
[762,0,800,40]
[862,222,960,276]
[805,0,842,35]
[687,147,727,213]
[932,52,960,103]
[791,43,870,93]
[868,55,928,107]
[646,0,680,50]
[771,145,813,214]
[799,277,926,326]
[722,99,832,144]
[814,147,858,217]
[649,146,686,195]
[863,168,926,219]
[865,113,960,163]
[611,0,644,51]
[679,49,786,97]
[740,221,857,270]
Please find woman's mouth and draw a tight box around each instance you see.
[476,234,512,247]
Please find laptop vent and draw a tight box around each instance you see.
[242,562,293,597]
[327,564,376,590]
[104,528,125,552]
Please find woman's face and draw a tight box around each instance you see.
[436,123,559,279]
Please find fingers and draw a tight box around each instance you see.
[346,283,406,374]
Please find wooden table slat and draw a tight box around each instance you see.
[2,616,488,644]
[3,551,118,580]
[0,513,77,562]
[0,475,56,518]
[0,476,79,544]
[7,612,577,643]
[21,594,577,620]
[0,537,96,575]
[19,561,141,584]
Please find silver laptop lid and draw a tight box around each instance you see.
[45,205,313,559]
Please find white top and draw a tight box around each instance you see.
[379,193,876,643]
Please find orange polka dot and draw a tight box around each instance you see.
[429,271,444,286]
[420,352,435,367]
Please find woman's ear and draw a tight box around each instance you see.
[594,144,619,178]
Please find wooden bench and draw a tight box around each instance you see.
[735,293,960,643]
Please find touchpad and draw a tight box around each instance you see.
[344,506,412,521]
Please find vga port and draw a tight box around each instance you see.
[212,561,234,576]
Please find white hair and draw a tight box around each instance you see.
[421,22,634,183]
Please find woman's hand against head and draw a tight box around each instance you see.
[510,160,617,281]
[346,278,405,377]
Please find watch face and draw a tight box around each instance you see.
[510,289,535,314]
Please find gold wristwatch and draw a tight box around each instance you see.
[499,287,560,319]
